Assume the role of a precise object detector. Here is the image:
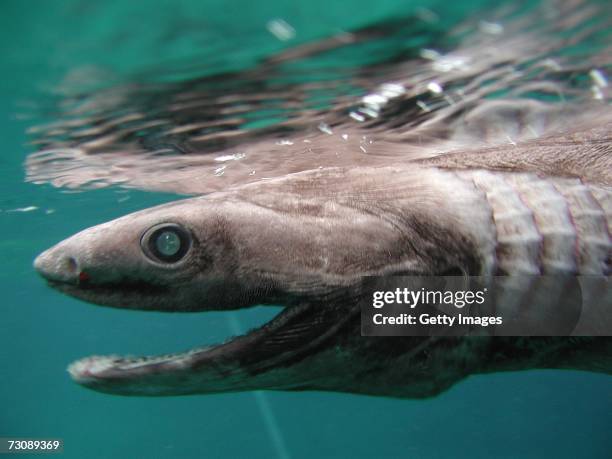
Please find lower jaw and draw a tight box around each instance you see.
[66,305,284,394]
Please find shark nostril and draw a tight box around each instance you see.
[65,257,78,274]
[34,249,84,284]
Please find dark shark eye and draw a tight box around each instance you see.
[141,223,191,263]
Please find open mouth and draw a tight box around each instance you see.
[65,305,294,395]
[41,277,288,393]
[34,243,360,395]
[60,295,357,396]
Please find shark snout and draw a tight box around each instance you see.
[34,245,82,285]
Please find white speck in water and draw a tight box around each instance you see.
[349,111,366,122]
[303,139,311,143]
[275,139,294,146]
[479,21,503,35]
[341,134,348,140]
[379,83,405,98]
[214,165,227,176]
[117,196,130,203]
[7,206,38,213]
[427,81,443,94]
[318,122,333,134]
[589,69,608,88]
[266,18,295,41]
[420,48,441,60]
[359,146,367,153]
[432,55,468,73]
[214,152,246,162]
[543,59,562,71]
[362,93,388,108]
[416,100,431,112]
[45,209,55,215]
[355,83,404,121]
[249,170,256,176]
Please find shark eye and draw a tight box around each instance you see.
[156,231,181,257]
[141,223,191,263]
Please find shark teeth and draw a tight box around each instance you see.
[67,346,215,380]
[67,355,122,380]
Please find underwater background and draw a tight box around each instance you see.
[1,0,611,458]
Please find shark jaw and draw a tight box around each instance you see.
[64,299,360,396]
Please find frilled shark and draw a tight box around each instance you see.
[31,0,612,397]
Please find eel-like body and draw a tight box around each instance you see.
[30,0,612,397]
[34,124,612,397]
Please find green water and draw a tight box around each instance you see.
[1,1,611,458]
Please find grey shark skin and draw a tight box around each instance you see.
[34,125,612,397]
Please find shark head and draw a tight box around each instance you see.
[34,167,493,397]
